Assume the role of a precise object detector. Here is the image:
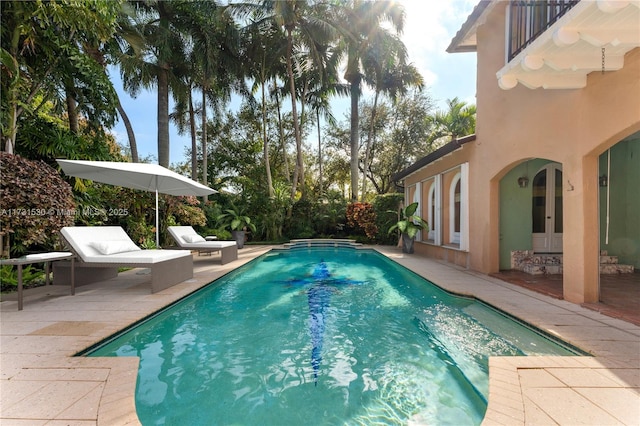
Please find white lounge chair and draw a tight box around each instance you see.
[58,226,193,293]
[167,226,238,264]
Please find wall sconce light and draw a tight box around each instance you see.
[517,177,529,188]
[599,174,608,187]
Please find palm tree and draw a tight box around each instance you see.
[121,1,191,167]
[168,3,247,187]
[243,20,286,198]
[429,97,477,143]
[236,0,337,200]
[333,0,406,201]
[361,44,423,199]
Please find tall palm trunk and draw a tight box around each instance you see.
[349,77,360,202]
[188,89,197,180]
[261,81,274,197]
[274,80,290,183]
[157,65,170,167]
[317,109,323,195]
[201,88,208,189]
[286,27,303,200]
[116,99,138,162]
[361,89,380,199]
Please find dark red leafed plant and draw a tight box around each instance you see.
[346,202,378,239]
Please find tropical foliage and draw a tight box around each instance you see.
[0,153,75,257]
[0,0,476,262]
[388,201,429,239]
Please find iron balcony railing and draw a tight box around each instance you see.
[508,0,580,61]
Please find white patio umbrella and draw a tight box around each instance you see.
[57,159,216,247]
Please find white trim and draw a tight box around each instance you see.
[460,162,470,251]
[427,181,436,241]
[449,172,462,245]
[435,174,442,246]
[413,181,422,241]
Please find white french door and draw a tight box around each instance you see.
[532,163,563,253]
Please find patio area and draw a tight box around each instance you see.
[491,271,640,326]
[1,246,638,425]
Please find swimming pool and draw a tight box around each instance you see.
[87,247,581,425]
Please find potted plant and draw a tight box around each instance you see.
[216,206,256,249]
[388,202,429,254]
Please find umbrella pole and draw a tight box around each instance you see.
[155,188,160,248]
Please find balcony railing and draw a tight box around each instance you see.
[508,0,580,61]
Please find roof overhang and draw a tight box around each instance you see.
[392,135,476,183]
[447,1,495,53]
[497,1,640,90]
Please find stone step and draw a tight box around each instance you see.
[522,263,635,275]
[522,264,562,275]
[600,255,620,265]
[600,264,635,274]
[511,250,634,275]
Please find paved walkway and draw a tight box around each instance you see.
[1,246,638,425]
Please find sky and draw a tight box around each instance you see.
[108,0,479,166]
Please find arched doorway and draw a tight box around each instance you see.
[532,163,563,253]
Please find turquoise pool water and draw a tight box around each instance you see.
[87,248,580,425]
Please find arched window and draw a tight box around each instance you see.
[427,182,436,240]
[450,173,461,245]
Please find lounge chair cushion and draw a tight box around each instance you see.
[90,240,141,255]
[183,234,206,243]
[61,226,191,264]
[168,226,237,249]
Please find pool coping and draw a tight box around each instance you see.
[1,245,638,425]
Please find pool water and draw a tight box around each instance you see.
[87,248,580,425]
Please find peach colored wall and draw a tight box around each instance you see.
[405,3,640,303]
[413,240,469,269]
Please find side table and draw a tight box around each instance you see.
[1,252,75,310]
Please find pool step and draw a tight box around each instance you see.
[283,239,362,249]
[511,250,635,275]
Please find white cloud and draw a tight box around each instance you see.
[399,0,478,109]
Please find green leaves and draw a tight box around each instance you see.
[388,201,428,240]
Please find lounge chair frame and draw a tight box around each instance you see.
[167,226,238,264]
[59,226,193,293]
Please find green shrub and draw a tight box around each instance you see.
[1,265,44,292]
[373,193,404,245]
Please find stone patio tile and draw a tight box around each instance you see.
[0,420,48,426]
[534,314,609,327]
[518,369,566,388]
[28,321,108,337]
[97,396,141,426]
[55,383,104,420]
[0,336,84,355]
[0,321,56,335]
[575,387,640,425]
[488,383,524,406]
[523,387,623,425]
[590,368,640,387]
[13,368,109,382]
[0,379,48,410]
[522,395,559,425]
[546,368,625,387]
[1,381,103,419]
[553,326,639,342]
[481,408,524,425]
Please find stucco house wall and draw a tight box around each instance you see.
[402,1,640,304]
